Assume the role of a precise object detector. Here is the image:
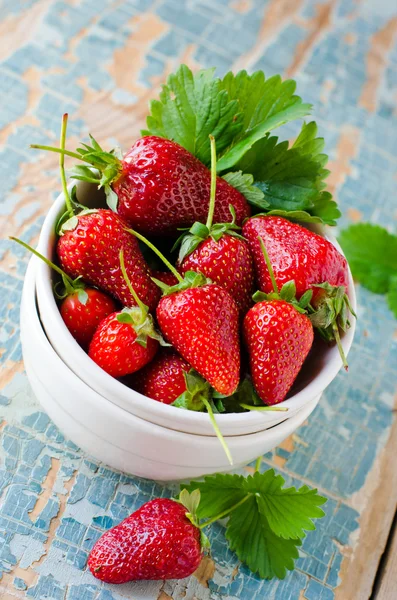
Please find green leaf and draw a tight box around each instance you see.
[183,474,247,519]
[387,277,397,318]
[226,495,301,579]
[242,471,326,539]
[143,65,311,170]
[77,289,88,305]
[338,223,397,294]
[222,171,267,206]
[143,64,241,166]
[217,73,312,171]
[236,122,340,225]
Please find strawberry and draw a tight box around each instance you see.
[59,289,116,350]
[88,498,202,583]
[243,237,314,405]
[129,349,190,404]
[157,280,240,396]
[88,311,159,377]
[88,250,164,377]
[244,300,314,405]
[57,210,160,311]
[34,133,250,235]
[242,215,349,304]
[11,237,116,350]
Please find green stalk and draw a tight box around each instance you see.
[254,456,262,473]
[201,396,233,466]
[30,145,83,162]
[205,135,217,230]
[60,114,74,218]
[332,322,348,371]
[10,237,76,293]
[198,494,250,529]
[258,236,278,294]
[119,249,147,315]
[240,403,288,412]
[127,229,184,283]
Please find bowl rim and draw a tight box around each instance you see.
[34,185,356,434]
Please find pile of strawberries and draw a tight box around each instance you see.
[18,117,354,428]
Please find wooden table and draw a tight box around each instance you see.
[0,1,396,598]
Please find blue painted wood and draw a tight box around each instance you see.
[0,0,396,598]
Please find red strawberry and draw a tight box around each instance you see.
[88,250,164,377]
[57,210,160,311]
[242,216,349,304]
[130,350,190,404]
[244,300,314,405]
[151,270,179,287]
[176,135,254,313]
[88,311,158,377]
[10,237,116,350]
[48,135,250,235]
[60,289,116,349]
[180,235,254,313]
[156,281,240,396]
[88,498,202,583]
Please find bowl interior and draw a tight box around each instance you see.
[34,182,356,437]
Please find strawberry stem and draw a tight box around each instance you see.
[198,494,250,529]
[127,229,184,283]
[200,396,233,466]
[30,145,83,162]
[239,403,288,412]
[119,249,147,316]
[60,114,74,218]
[332,321,348,371]
[254,456,262,472]
[258,236,279,294]
[10,237,78,296]
[205,135,217,230]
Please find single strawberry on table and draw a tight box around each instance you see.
[243,237,314,405]
[88,250,165,378]
[11,237,116,350]
[32,135,251,236]
[88,496,203,583]
[176,136,254,313]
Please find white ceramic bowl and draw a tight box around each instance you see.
[21,257,320,480]
[34,182,356,436]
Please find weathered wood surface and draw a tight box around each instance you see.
[0,1,396,599]
[375,516,397,600]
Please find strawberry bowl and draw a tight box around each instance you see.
[21,254,321,480]
[31,181,356,440]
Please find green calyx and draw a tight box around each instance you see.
[172,369,232,465]
[10,237,88,303]
[152,270,212,296]
[31,132,122,212]
[173,135,244,263]
[308,282,356,370]
[177,489,210,549]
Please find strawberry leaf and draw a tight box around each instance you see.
[143,65,311,170]
[241,471,326,539]
[142,65,241,166]
[184,474,247,519]
[338,223,397,294]
[387,277,397,318]
[226,495,301,579]
[217,72,312,171]
[222,171,267,206]
[235,122,340,225]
